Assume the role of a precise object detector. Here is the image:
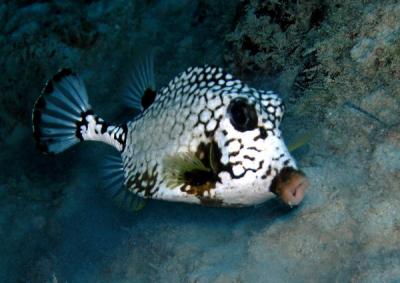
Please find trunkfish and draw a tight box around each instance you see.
[32,55,309,209]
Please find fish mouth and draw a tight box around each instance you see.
[270,167,309,207]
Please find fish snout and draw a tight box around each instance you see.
[270,167,309,207]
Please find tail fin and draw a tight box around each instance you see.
[32,69,91,154]
[33,69,126,154]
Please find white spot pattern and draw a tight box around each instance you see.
[120,65,294,207]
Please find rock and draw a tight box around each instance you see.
[350,3,400,69]
[372,129,400,174]
[31,216,47,230]
[350,37,376,64]
[4,3,51,34]
[10,21,41,42]
[0,3,7,30]
[360,199,400,251]
[359,89,400,126]
[373,142,400,173]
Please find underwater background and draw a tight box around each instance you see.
[0,0,399,282]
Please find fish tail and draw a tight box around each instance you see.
[32,68,127,154]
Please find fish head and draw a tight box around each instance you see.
[161,66,308,207]
[213,89,309,206]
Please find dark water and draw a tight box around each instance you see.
[1,1,400,282]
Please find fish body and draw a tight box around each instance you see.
[33,62,308,208]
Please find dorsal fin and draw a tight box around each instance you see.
[123,50,156,111]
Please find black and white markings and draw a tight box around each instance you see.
[120,64,295,206]
[78,112,127,152]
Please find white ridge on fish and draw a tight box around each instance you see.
[32,55,309,208]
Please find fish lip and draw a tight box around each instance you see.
[286,176,309,207]
[270,167,309,207]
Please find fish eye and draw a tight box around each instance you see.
[228,98,258,132]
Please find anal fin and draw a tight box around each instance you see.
[102,153,146,212]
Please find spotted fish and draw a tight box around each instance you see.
[32,56,309,208]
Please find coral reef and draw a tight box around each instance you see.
[225,0,325,76]
[0,0,399,282]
